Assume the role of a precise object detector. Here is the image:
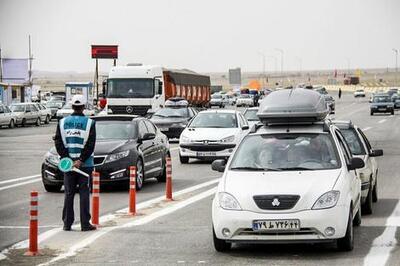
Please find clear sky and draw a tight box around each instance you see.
[0,0,399,73]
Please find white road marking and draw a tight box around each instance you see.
[363,200,400,266]
[0,225,60,229]
[378,119,387,124]
[362,127,372,132]
[0,174,40,185]
[0,178,41,192]
[38,187,216,266]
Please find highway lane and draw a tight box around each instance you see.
[48,93,400,265]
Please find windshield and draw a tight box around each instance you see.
[46,102,63,108]
[96,121,137,140]
[189,112,237,128]
[243,109,259,121]
[107,79,155,98]
[373,96,390,103]
[341,129,366,155]
[230,133,340,171]
[211,94,222,99]
[153,108,188,118]
[10,105,25,112]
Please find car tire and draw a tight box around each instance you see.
[213,227,231,252]
[43,183,62,192]
[157,154,168,183]
[36,118,41,126]
[8,119,15,129]
[362,178,373,215]
[45,115,50,124]
[136,158,144,191]
[179,153,189,164]
[372,175,378,203]
[21,118,26,127]
[337,209,354,251]
[353,204,362,226]
[370,111,373,116]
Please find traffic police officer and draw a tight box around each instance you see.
[54,95,96,231]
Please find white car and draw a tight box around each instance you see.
[34,103,52,124]
[354,89,366,97]
[236,94,254,107]
[211,88,364,252]
[0,104,17,128]
[178,110,249,163]
[333,121,383,214]
[56,103,96,120]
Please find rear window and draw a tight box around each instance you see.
[96,121,137,140]
[340,129,366,155]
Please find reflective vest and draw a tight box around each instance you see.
[60,115,94,167]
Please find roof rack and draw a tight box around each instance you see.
[257,88,329,126]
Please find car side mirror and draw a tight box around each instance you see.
[370,149,383,157]
[140,132,156,142]
[348,157,365,170]
[211,159,227,172]
[25,109,31,113]
[241,125,249,130]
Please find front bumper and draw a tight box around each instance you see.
[212,199,350,243]
[179,143,236,159]
[370,106,394,113]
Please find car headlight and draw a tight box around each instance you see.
[312,190,340,210]
[104,150,130,163]
[180,135,191,143]
[218,192,242,210]
[46,151,60,166]
[220,135,235,143]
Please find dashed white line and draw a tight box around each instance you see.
[0,178,41,192]
[378,119,387,124]
[362,127,372,132]
[0,174,40,185]
[0,225,60,229]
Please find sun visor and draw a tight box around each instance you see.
[257,88,329,125]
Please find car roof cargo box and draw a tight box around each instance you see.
[257,88,329,125]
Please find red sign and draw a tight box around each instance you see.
[91,45,118,59]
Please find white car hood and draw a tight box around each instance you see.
[181,127,240,142]
[224,169,341,212]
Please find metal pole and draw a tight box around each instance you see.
[28,35,33,86]
[95,59,99,100]
[393,49,398,85]
[275,48,284,75]
[0,44,2,82]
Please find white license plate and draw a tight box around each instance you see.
[196,151,217,157]
[160,128,169,131]
[378,108,386,111]
[252,219,300,231]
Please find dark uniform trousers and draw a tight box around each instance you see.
[62,167,93,228]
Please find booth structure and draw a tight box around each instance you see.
[65,82,94,104]
[0,82,27,105]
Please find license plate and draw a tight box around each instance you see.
[196,151,216,157]
[252,219,300,231]
[159,128,169,131]
[378,108,386,111]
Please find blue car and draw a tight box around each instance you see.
[370,94,394,115]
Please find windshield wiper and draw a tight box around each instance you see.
[277,167,316,171]
[154,114,167,117]
[230,167,280,171]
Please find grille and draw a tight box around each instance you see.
[237,228,317,236]
[253,195,300,210]
[108,105,151,116]
[180,143,235,152]
[94,156,106,166]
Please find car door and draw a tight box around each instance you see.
[30,104,40,122]
[0,105,5,125]
[357,128,378,180]
[144,119,163,177]
[24,104,33,123]
[137,120,154,177]
[335,130,361,210]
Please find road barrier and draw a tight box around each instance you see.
[128,166,136,215]
[91,171,100,226]
[24,191,39,256]
[166,157,173,200]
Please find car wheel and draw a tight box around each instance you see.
[36,118,41,126]
[213,227,231,252]
[337,209,354,251]
[353,203,362,226]
[43,183,62,192]
[9,119,15,129]
[21,118,26,127]
[157,154,168,183]
[45,115,50,124]
[362,178,373,215]
[372,175,378,203]
[370,111,373,116]
[179,153,189,164]
[136,158,144,191]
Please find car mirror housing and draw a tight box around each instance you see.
[348,157,365,170]
[211,159,227,172]
[241,125,249,130]
[370,149,383,157]
[140,132,156,142]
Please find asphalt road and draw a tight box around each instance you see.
[0,93,399,265]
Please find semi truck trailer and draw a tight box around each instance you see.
[104,65,211,116]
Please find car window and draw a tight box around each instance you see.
[0,106,4,113]
[335,130,352,165]
[96,121,137,139]
[31,104,38,112]
[11,105,25,112]
[357,128,372,152]
[138,120,149,136]
[153,107,188,118]
[189,112,238,128]
[4,106,10,113]
[230,133,341,171]
[26,105,31,112]
[340,129,366,155]
[144,120,156,134]
[243,109,259,121]
[238,113,247,127]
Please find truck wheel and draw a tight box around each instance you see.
[362,178,373,215]
[179,153,189,164]
[9,119,15,129]
[213,227,231,252]
[337,210,354,251]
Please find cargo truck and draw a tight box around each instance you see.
[103,65,211,116]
